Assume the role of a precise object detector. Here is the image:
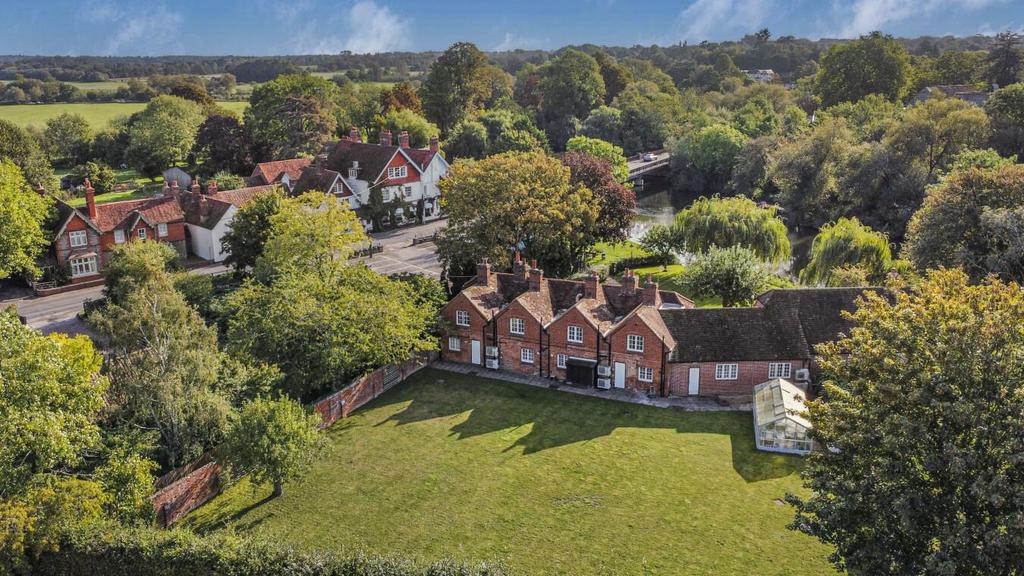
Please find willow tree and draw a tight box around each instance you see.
[801,218,892,286]
[671,196,790,264]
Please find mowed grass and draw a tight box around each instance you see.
[0,101,249,130]
[185,369,832,575]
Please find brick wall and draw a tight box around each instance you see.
[494,301,543,376]
[666,359,811,397]
[440,293,489,365]
[149,351,436,527]
[608,316,669,394]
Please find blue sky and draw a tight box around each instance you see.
[2,0,1023,56]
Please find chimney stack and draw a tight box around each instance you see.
[476,258,493,287]
[159,180,170,198]
[84,178,98,220]
[429,136,439,153]
[642,274,659,305]
[621,269,637,294]
[379,129,392,146]
[584,271,599,299]
[528,264,543,292]
[398,130,410,149]
[207,180,218,194]
[349,127,361,142]
[512,251,527,278]
[191,178,201,195]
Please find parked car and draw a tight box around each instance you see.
[642,153,656,162]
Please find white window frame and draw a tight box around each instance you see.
[509,317,525,336]
[382,189,392,202]
[157,223,168,237]
[520,347,534,364]
[113,229,125,244]
[768,362,792,379]
[638,366,654,383]
[68,230,88,248]
[448,336,461,352]
[404,185,413,198]
[567,325,584,344]
[455,310,470,327]
[387,165,408,180]
[626,334,645,353]
[137,228,147,240]
[557,354,567,369]
[715,363,739,381]
[69,255,98,278]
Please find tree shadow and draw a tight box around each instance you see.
[381,369,802,483]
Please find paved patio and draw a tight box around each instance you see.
[432,361,749,412]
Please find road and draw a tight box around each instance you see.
[357,218,446,278]
[1,219,446,333]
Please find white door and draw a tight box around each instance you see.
[471,340,481,365]
[613,362,626,389]
[688,367,700,396]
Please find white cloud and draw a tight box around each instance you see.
[494,32,548,51]
[675,0,774,43]
[79,0,184,55]
[342,1,410,54]
[834,0,1005,37]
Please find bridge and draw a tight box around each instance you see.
[626,150,670,188]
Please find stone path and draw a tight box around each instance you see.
[432,361,749,412]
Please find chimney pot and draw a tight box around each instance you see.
[84,178,98,220]
[207,180,218,194]
[512,251,527,278]
[476,258,493,287]
[528,267,543,291]
[349,127,361,142]
[622,270,637,294]
[642,274,659,305]
[584,271,600,299]
[380,129,392,146]
[429,136,439,153]
[398,130,410,149]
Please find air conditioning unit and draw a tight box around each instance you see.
[485,359,499,370]
[485,346,499,358]
[795,369,811,382]
[596,365,611,377]
[596,378,611,390]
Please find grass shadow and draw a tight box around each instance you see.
[381,369,803,482]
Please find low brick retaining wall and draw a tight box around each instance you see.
[32,278,104,296]
[148,351,437,527]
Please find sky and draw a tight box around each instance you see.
[2,0,1023,56]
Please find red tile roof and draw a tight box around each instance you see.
[91,195,184,232]
[251,159,312,185]
[183,185,279,229]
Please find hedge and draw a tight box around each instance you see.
[32,523,510,576]
[608,254,676,276]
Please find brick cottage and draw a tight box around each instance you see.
[441,256,873,398]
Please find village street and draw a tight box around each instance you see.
[0,219,446,334]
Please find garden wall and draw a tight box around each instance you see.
[149,351,437,527]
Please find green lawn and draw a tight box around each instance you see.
[589,240,651,266]
[66,188,153,207]
[185,369,832,575]
[0,101,249,130]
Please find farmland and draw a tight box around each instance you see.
[0,101,249,129]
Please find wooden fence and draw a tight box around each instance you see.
[148,351,437,527]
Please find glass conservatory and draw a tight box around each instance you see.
[753,378,813,455]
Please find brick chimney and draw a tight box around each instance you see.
[349,127,361,142]
[528,262,543,292]
[379,129,392,146]
[84,178,98,220]
[429,136,439,153]
[398,130,410,149]
[621,269,637,294]
[476,258,493,287]
[207,180,218,194]
[512,251,527,278]
[159,180,170,198]
[642,274,659,305]
[584,271,600,299]
[191,178,201,195]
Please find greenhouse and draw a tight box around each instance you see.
[753,378,813,455]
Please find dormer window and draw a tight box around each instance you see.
[137,228,147,240]
[387,166,408,180]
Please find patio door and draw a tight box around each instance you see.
[471,340,481,365]
[688,367,700,396]
[613,362,626,388]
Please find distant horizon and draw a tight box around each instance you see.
[1,0,1021,58]
[0,30,1008,59]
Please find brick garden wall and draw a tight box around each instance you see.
[148,351,437,527]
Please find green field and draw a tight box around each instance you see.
[185,369,832,575]
[0,101,249,129]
